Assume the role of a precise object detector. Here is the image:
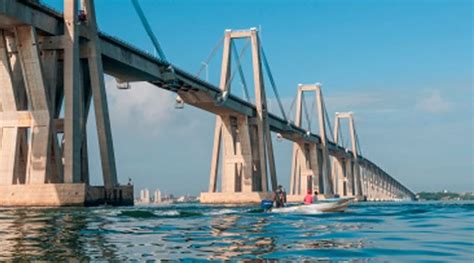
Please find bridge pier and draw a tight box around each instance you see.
[332,112,364,199]
[201,28,277,204]
[332,157,347,196]
[288,83,334,201]
[0,0,132,206]
[289,140,319,196]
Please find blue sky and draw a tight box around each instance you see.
[44,0,473,195]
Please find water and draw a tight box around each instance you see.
[0,202,472,261]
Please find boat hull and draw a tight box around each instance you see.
[271,197,353,214]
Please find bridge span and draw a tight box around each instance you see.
[0,0,415,206]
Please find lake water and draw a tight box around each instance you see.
[0,201,472,261]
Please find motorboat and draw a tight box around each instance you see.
[266,197,354,214]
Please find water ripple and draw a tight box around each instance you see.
[0,201,472,261]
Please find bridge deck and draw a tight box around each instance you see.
[0,0,415,199]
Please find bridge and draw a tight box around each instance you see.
[0,0,415,206]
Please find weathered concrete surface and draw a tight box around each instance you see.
[200,192,273,204]
[86,185,134,206]
[0,184,86,206]
[0,184,133,207]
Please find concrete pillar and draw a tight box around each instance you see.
[345,158,354,196]
[220,114,253,193]
[15,26,52,184]
[333,112,363,197]
[291,84,332,195]
[332,157,346,196]
[290,141,318,195]
[250,28,277,192]
[0,30,21,185]
[41,48,63,183]
[63,0,82,184]
[0,0,134,207]
[202,28,276,203]
[290,84,324,196]
[82,0,118,189]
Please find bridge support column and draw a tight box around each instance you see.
[289,140,319,197]
[0,30,27,186]
[333,112,364,199]
[288,83,333,201]
[201,28,275,204]
[368,169,375,201]
[375,171,382,201]
[345,158,355,196]
[288,83,330,200]
[332,157,346,196]
[0,0,132,207]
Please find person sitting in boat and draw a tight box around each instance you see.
[304,189,313,205]
[273,185,287,208]
[312,191,319,203]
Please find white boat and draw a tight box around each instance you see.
[271,197,354,214]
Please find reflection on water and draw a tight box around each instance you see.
[0,208,120,261]
[0,202,473,261]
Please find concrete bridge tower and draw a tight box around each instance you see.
[332,112,363,198]
[200,28,277,203]
[0,0,132,206]
[289,83,334,198]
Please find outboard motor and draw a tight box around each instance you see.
[261,200,273,211]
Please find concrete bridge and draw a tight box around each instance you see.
[0,0,415,206]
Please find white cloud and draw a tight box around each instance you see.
[415,89,452,113]
[105,79,216,138]
[106,80,176,135]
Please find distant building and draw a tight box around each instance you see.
[154,189,162,203]
[140,189,150,204]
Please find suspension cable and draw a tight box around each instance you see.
[286,96,297,124]
[223,39,251,93]
[231,41,251,102]
[260,44,288,121]
[131,0,167,61]
[322,99,335,142]
[196,37,224,78]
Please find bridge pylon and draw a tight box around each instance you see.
[200,28,277,204]
[0,0,132,206]
[332,112,364,199]
[287,83,334,201]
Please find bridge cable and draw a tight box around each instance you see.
[223,39,251,94]
[195,37,224,79]
[131,0,167,62]
[260,44,288,121]
[286,96,297,124]
[322,98,335,142]
[231,40,251,102]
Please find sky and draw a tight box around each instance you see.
[44,0,473,195]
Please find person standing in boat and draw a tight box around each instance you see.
[312,191,319,203]
[304,189,313,205]
[273,185,287,208]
